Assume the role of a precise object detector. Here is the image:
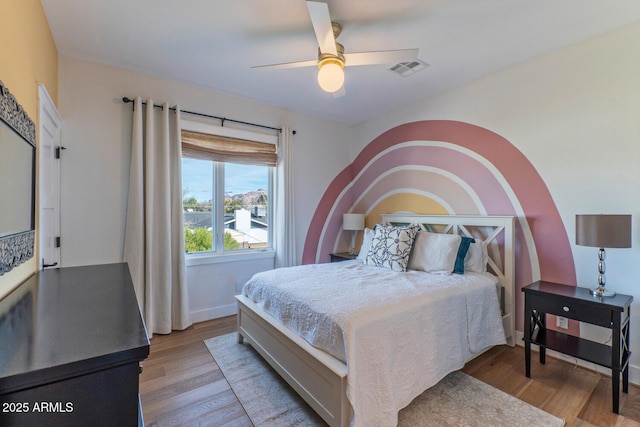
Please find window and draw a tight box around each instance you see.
[181,120,276,255]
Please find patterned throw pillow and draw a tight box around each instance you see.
[365,224,420,272]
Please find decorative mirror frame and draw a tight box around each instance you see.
[0,80,36,275]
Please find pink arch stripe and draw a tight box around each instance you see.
[302,120,576,287]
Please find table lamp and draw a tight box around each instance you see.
[575,214,631,297]
[343,213,365,255]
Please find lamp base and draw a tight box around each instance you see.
[590,286,616,298]
[349,231,357,255]
[590,248,615,297]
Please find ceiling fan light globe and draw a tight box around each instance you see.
[317,62,344,93]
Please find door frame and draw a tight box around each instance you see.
[38,84,63,269]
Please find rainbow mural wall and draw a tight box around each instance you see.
[302,120,578,333]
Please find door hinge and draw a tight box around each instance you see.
[55,236,61,248]
[55,146,67,159]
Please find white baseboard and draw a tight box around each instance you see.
[514,330,639,386]
[190,303,237,324]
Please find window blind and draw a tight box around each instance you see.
[181,129,277,167]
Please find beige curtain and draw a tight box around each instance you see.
[275,127,295,267]
[124,97,191,335]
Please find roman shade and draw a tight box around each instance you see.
[181,129,277,167]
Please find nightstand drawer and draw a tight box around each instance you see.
[528,294,611,327]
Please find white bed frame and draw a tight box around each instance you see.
[235,214,515,427]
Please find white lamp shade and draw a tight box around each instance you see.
[343,213,365,231]
[317,62,345,93]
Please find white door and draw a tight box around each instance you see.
[38,84,63,269]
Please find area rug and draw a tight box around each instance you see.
[205,333,564,426]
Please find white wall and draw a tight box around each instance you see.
[352,22,640,380]
[57,56,352,320]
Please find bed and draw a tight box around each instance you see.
[235,214,515,427]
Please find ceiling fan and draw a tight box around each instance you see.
[252,0,419,94]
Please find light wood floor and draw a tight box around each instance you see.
[140,316,640,427]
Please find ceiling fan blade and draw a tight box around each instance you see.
[251,59,317,70]
[306,1,337,56]
[344,48,419,67]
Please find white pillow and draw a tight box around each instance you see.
[356,228,374,262]
[464,240,488,272]
[408,232,461,274]
[365,224,420,272]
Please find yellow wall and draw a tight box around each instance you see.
[0,0,58,299]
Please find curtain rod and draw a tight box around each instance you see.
[121,97,283,133]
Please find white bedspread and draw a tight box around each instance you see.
[242,261,506,427]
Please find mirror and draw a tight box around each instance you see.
[0,80,36,275]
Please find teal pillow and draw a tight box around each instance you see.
[453,237,475,274]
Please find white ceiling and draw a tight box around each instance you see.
[41,0,640,125]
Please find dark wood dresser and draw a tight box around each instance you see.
[0,263,149,427]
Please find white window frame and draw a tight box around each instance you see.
[181,119,277,264]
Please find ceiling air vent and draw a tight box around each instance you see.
[388,59,429,77]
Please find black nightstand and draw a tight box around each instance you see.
[330,252,357,262]
[522,281,633,413]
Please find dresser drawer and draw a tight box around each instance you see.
[528,293,611,327]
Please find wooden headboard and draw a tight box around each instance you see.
[382,213,516,347]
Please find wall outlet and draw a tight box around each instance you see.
[556,316,569,329]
